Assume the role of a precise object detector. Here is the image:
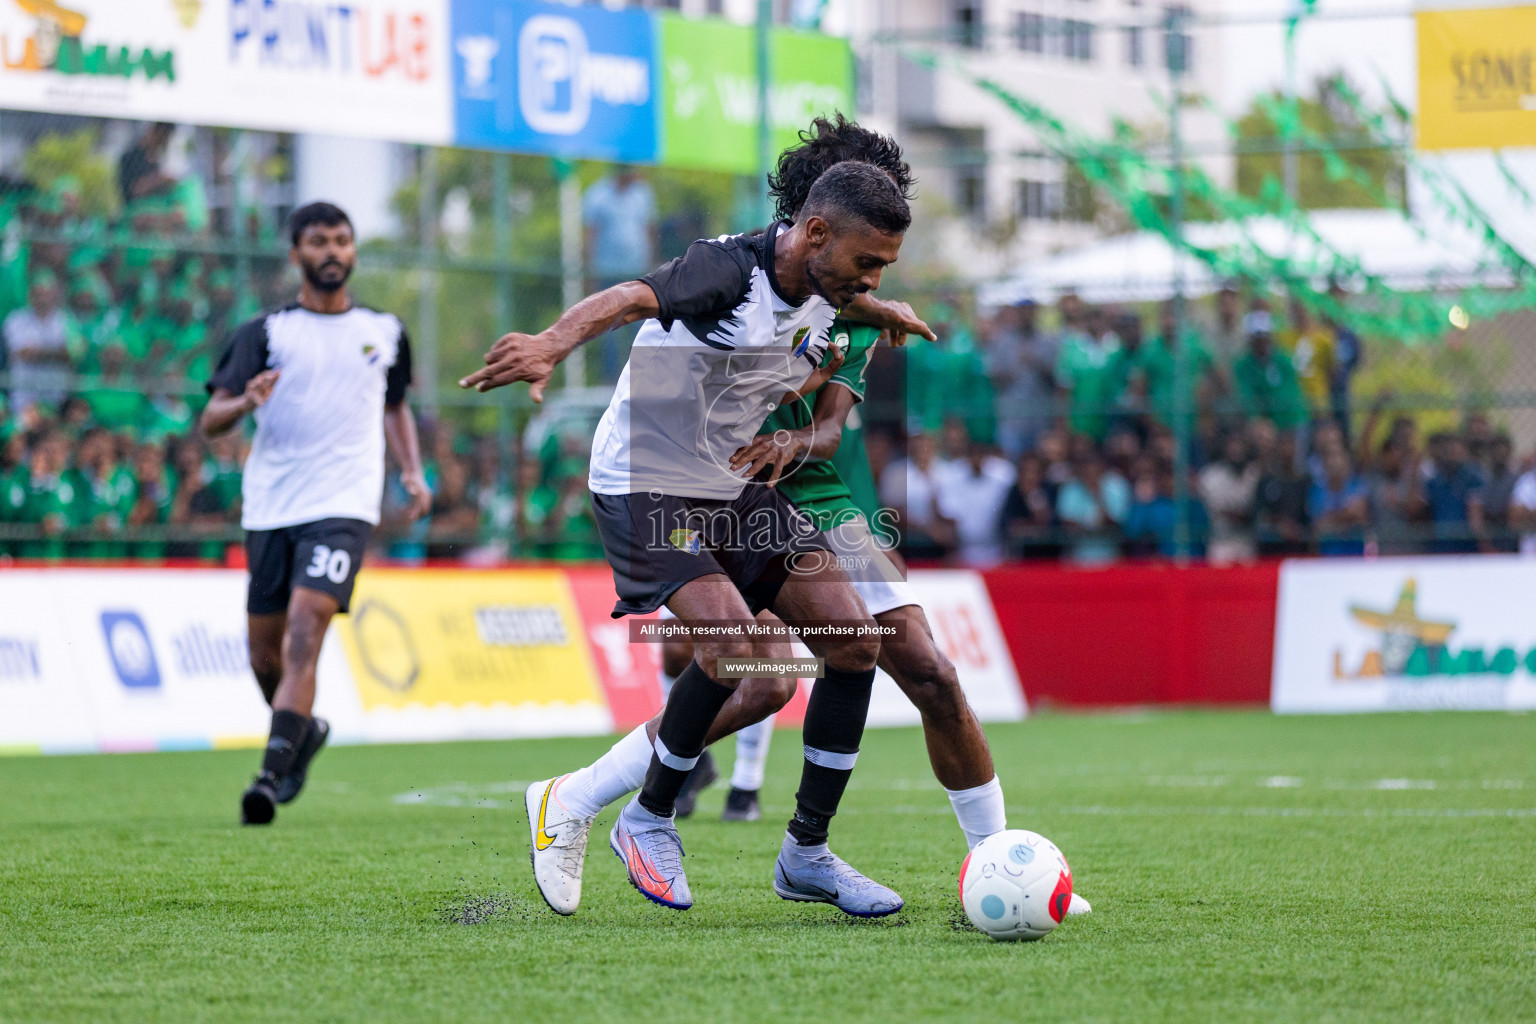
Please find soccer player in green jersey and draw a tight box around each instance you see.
[526,116,1091,919]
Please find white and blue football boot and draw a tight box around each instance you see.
[773,832,904,918]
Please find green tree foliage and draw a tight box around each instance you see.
[1235,74,1407,210]
[22,131,120,219]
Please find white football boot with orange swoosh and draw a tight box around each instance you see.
[525,776,595,916]
[609,798,693,910]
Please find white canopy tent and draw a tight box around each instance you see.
[977,208,1525,308]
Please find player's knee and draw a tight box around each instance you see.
[897,650,966,722]
[695,638,754,680]
[824,620,880,673]
[283,612,328,665]
[737,674,797,716]
[249,642,282,681]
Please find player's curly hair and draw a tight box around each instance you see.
[768,113,915,224]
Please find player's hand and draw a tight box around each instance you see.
[459,330,568,402]
[241,369,281,411]
[399,469,431,522]
[875,299,934,347]
[729,428,809,488]
[843,294,937,346]
[777,343,846,408]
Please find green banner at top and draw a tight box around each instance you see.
[658,15,855,174]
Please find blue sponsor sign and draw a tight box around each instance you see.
[100,611,161,690]
[452,0,658,163]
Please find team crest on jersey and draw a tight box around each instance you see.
[668,529,702,555]
[362,343,380,365]
[791,326,813,357]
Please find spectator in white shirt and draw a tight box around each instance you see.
[3,271,74,415]
[879,432,954,559]
[1511,465,1536,556]
[936,439,1015,568]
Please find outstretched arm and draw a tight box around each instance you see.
[459,280,660,400]
[841,292,937,346]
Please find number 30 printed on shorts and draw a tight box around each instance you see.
[305,544,352,584]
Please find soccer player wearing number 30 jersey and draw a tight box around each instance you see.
[201,203,431,826]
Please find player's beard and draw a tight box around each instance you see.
[805,251,866,309]
[301,258,353,293]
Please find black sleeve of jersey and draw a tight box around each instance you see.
[640,240,751,327]
[386,327,413,406]
[206,317,270,395]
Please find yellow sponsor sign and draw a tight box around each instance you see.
[1418,6,1536,150]
[337,569,604,711]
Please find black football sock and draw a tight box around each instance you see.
[788,665,876,846]
[260,710,310,779]
[636,661,735,817]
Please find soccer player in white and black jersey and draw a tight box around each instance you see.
[465,162,934,918]
[201,202,430,826]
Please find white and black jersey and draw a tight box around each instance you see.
[207,304,411,531]
[588,222,836,500]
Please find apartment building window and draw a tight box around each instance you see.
[1017,180,1057,221]
[960,169,987,220]
[1123,0,1144,67]
[1163,4,1193,73]
[1016,12,1044,53]
[1015,13,1094,62]
[955,2,983,49]
[1065,19,1094,61]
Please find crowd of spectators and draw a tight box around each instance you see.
[4,125,1535,567]
[876,290,1536,566]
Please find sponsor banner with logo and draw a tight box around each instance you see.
[0,0,453,143]
[1417,6,1536,151]
[0,565,1024,754]
[335,567,613,740]
[657,14,854,174]
[450,0,657,162]
[1273,556,1536,713]
[0,569,283,752]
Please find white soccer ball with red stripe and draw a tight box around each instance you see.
[959,829,1073,941]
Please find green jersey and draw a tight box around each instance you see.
[0,467,79,559]
[757,319,877,530]
[1054,330,1126,439]
[1131,331,1214,427]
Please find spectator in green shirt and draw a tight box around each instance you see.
[83,343,150,432]
[1054,302,1125,440]
[1130,299,1222,429]
[1231,305,1307,430]
[1,428,78,559]
[69,426,137,558]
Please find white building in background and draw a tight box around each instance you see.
[827,0,1230,282]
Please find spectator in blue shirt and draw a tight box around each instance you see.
[1056,448,1130,565]
[582,168,657,381]
[1124,457,1207,558]
[1423,431,1484,554]
[1309,447,1368,556]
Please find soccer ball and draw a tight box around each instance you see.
[959,829,1073,941]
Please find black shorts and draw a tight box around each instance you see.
[590,487,832,618]
[245,518,372,615]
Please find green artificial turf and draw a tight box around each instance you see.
[3,710,1534,1023]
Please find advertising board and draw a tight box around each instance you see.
[1273,556,1536,713]
[0,0,454,142]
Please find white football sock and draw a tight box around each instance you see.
[945,775,1007,850]
[730,714,775,791]
[560,724,654,818]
